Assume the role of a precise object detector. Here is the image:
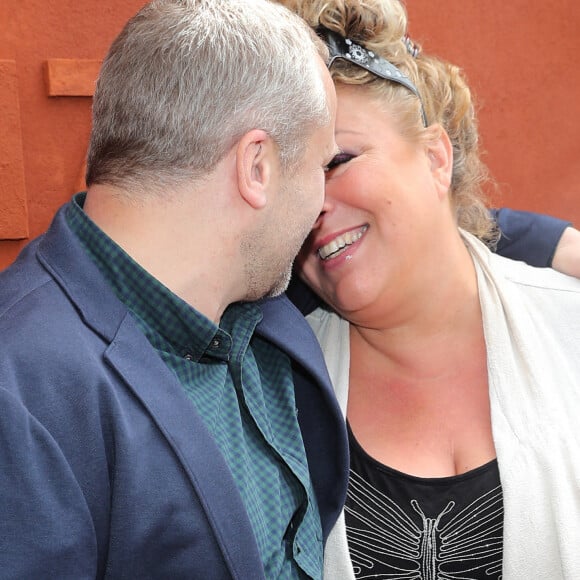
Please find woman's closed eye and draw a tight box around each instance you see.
[325,152,354,173]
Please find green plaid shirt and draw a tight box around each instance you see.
[67,192,323,579]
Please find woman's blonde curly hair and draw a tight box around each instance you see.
[275,0,498,244]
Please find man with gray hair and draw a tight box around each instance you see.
[0,0,347,577]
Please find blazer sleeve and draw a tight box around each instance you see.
[0,388,97,579]
[285,277,322,317]
[491,208,572,267]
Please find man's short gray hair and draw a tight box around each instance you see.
[86,0,330,192]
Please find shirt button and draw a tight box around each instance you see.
[211,338,220,349]
[184,353,194,361]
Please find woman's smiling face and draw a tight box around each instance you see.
[296,83,452,321]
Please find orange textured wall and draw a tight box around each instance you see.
[0,0,145,269]
[406,0,580,225]
[1,0,579,270]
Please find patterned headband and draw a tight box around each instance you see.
[403,34,421,59]
[318,26,428,126]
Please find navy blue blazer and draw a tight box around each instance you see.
[493,208,570,267]
[0,205,349,579]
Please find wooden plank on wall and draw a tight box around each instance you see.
[44,58,101,97]
[0,60,29,240]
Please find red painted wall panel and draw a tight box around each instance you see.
[0,0,578,269]
[0,60,29,239]
[406,0,580,225]
[0,0,146,268]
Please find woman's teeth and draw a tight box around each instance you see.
[318,226,368,260]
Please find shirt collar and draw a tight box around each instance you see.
[66,192,262,362]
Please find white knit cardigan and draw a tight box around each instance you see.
[308,232,580,580]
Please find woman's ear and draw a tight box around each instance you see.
[426,124,453,197]
[236,129,276,209]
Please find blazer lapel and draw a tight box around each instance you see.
[38,207,265,579]
[256,295,331,385]
[257,295,349,541]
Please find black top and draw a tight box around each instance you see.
[345,423,503,579]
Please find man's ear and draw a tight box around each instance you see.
[425,124,453,197]
[236,129,277,209]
